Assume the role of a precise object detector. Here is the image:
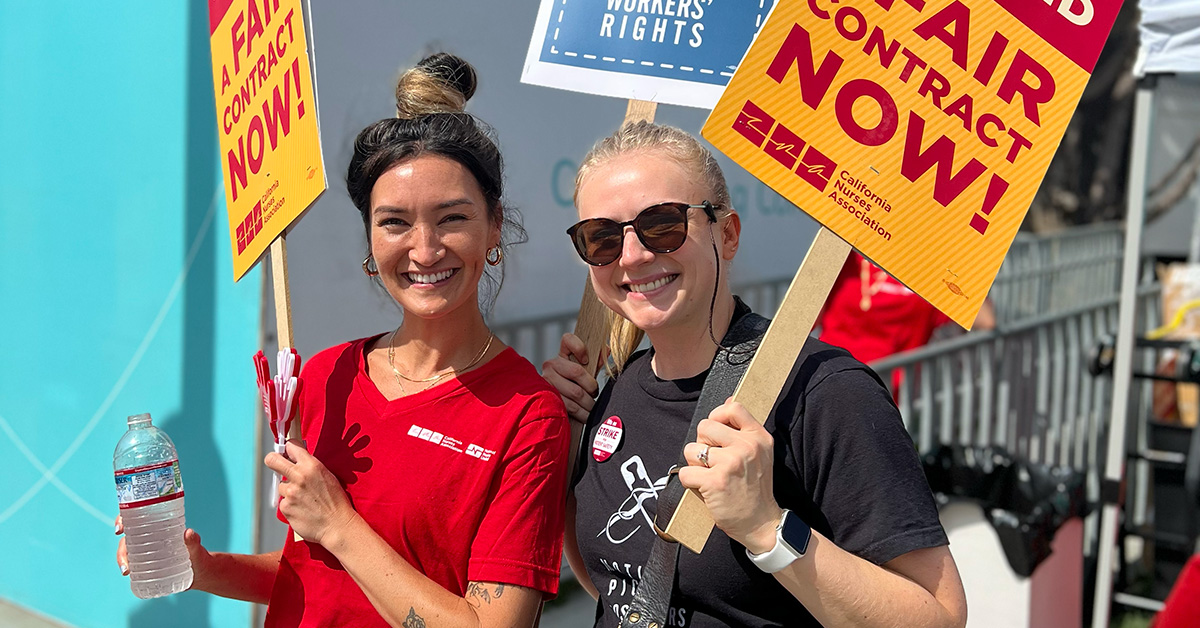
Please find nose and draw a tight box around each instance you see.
[617,225,654,269]
[410,224,444,267]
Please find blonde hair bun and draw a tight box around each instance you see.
[395,53,478,119]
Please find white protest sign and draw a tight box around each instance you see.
[522,0,777,109]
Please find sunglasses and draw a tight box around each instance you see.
[567,201,719,266]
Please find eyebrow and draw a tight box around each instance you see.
[374,198,476,215]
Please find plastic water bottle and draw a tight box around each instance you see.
[114,413,193,598]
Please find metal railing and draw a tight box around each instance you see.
[873,284,1161,464]
[871,280,1162,559]
[990,223,1124,325]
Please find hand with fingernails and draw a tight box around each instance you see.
[542,333,607,425]
[676,398,786,555]
[114,516,211,586]
[263,440,361,546]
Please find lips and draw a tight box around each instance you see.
[404,268,457,285]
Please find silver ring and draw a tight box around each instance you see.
[698,444,711,468]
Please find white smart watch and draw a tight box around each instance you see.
[746,509,812,573]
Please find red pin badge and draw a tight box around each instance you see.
[592,415,624,463]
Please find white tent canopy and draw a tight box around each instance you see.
[1134,0,1200,76]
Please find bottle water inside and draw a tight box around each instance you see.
[114,413,193,598]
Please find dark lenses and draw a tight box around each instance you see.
[567,203,691,266]
[635,204,689,252]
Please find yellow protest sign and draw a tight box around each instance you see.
[209,0,325,281]
[702,0,1123,327]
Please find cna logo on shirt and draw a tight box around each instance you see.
[407,424,496,462]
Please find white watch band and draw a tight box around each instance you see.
[746,510,806,573]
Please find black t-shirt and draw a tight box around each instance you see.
[571,309,948,627]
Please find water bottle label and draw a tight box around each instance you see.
[114,460,184,509]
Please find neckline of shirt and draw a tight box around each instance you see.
[354,333,516,415]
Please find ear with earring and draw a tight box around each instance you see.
[486,246,503,266]
[362,255,379,277]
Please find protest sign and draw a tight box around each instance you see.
[701,0,1123,328]
[523,0,777,108]
[658,0,1125,552]
[209,0,326,282]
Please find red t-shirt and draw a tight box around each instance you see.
[818,252,950,364]
[264,338,570,628]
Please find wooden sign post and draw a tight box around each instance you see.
[208,0,326,541]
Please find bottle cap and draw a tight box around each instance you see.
[127,413,152,427]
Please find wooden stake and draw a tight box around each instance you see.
[270,237,295,352]
[663,227,851,553]
[269,235,305,542]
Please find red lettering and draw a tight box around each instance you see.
[901,111,987,206]
[262,67,294,149]
[766,24,844,111]
[230,13,246,74]
[834,7,867,41]
[997,50,1055,126]
[943,94,973,131]
[897,47,927,83]
[976,113,1004,147]
[247,115,266,175]
[973,31,1009,86]
[912,0,971,71]
[245,0,265,59]
[874,0,926,11]
[1005,127,1033,163]
[835,79,898,146]
[917,67,951,108]
[863,27,899,68]
[227,138,248,202]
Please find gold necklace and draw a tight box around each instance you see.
[387,330,495,391]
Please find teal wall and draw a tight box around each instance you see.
[0,2,262,626]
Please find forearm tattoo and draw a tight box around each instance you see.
[402,607,426,628]
[466,582,507,608]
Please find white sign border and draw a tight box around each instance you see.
[520,0,761,109]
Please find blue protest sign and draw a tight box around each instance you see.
[522,0,776,109]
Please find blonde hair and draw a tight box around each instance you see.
[574,121,734,375]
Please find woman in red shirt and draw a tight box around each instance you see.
[117,54,569,628]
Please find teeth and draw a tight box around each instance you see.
[628,275,675,293]
[406,269,454,284]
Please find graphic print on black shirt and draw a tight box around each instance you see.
[571,311,950,628]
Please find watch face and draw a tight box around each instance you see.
[780,511,812,556]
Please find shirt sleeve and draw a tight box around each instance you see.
[797,367,948,565]
[468,393,571,597]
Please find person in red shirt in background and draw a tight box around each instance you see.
[818,252,995,384]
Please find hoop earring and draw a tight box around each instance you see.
[362,255,379,277]
[486,247,503,266]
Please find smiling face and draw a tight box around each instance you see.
[575,150,739,338]
[369,154,500,321]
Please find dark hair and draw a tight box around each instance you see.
[345,53,524,311]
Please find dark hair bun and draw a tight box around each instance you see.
[395,53,478,119]
[417,53,477,102]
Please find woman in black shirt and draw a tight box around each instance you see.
[543,121,967,628]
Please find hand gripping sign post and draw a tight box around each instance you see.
[650,0,1125,557]
[523,0,777,379]
[208,0,326,538]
